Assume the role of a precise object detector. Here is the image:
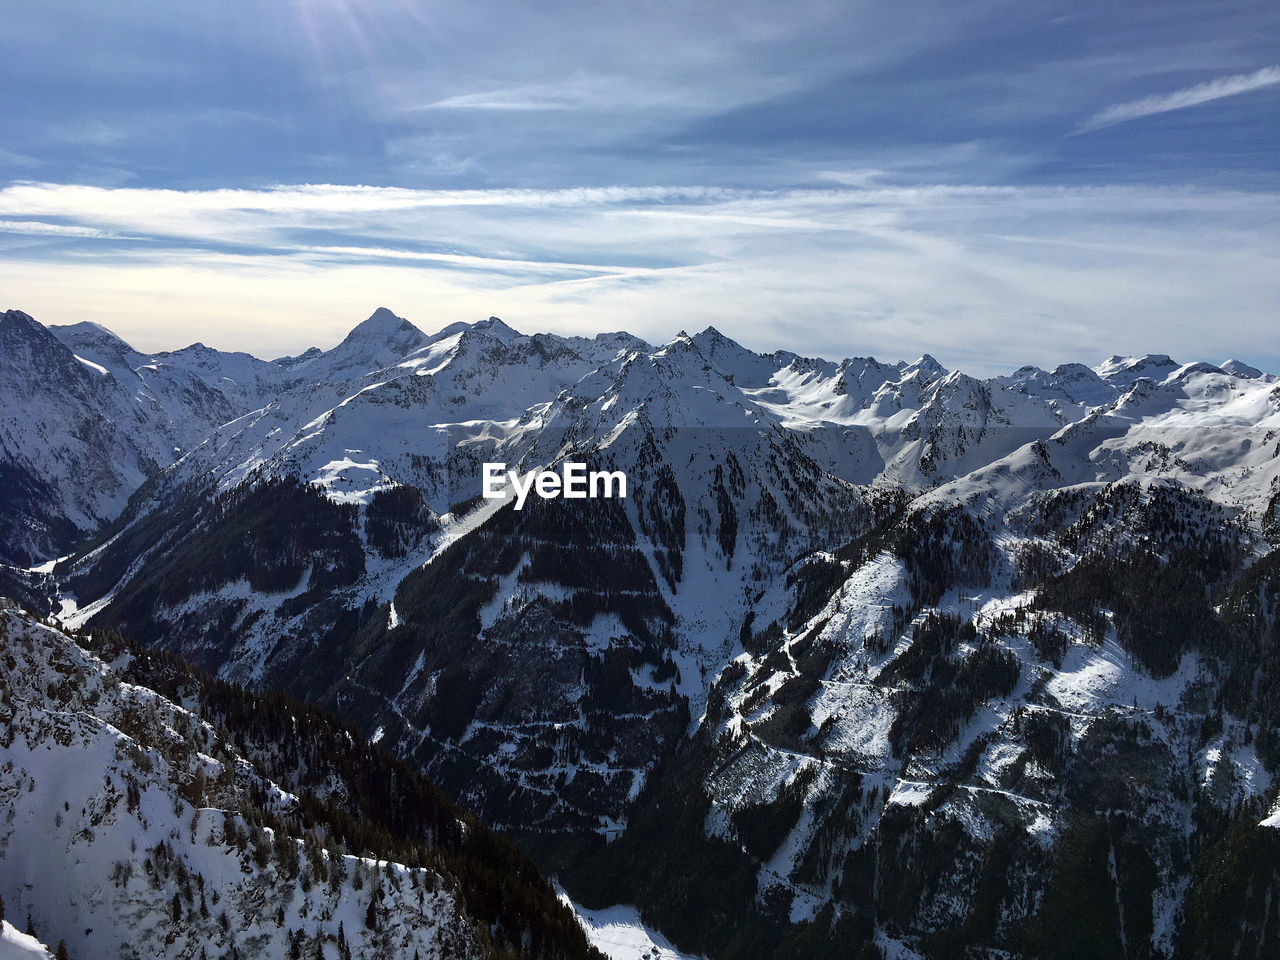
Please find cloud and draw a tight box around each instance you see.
[0,182,737,221]
[1077,65,1280,132]
[0,220,131,239]
[0,148,41,168]
[417,74,685,113]
[0,178,1276,375]
[43,120,127,148]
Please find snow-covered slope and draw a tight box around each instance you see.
[0,923,52,960]
[0,602,480,959]
[0,309,198,566]
[0,600,599,960]
[157,311,647,515]
[7,306,1280,959]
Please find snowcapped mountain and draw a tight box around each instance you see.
[4,305,1280,959]
[0,309,214,567]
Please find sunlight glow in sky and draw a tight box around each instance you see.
[1,1,1277,372]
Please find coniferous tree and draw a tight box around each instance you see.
[55,941,69,960]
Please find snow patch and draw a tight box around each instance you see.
[558,892,705,960]
[73,354,108,376]
[0,922,52,960]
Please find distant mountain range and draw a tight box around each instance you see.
[2,305,1279,959]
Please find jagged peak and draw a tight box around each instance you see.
[689,325,744,356]
[341,307,423,343]
[272,345,324,367]
[433,315,523,344]
[655,330,699,356]
[590,329,651,350]
[1,308,43,334]
[468,316,523,344]
[691,324,739,349]
[1,309,71,354]
[1050,362,1100,380]
[922,369,988,402]
[901,353,947,382]
[1095,353,1179,381]
[1221,358,1263,379]
[656,334,719,376]
[49,319,133,347]
[836,355,894,374]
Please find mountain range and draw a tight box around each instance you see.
[2,305,1279,959]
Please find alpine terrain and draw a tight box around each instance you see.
[2,305,1280,959]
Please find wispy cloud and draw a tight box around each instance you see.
[0,179,1276,374]
[1077,65,1280,132]
[0,148,41,168]
[417,74,695,113]
[0,182,739,220]
[0,220,132,239]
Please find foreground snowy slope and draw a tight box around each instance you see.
[0,923,52,960]
[0,600,601,960]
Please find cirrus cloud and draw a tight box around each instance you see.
[0,178,1276,376]
[1077,65,1280,132]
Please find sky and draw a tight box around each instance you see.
[0,0,1277,374]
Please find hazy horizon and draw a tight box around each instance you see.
[9,302,1272,380]
[2,2,1277,375]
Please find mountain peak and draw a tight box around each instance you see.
[690,325,754,355]
[49,319,133,348]
[332,308,431,359]
[1221,358,1263,379]
[272,345,324,368]
[345,307,416,340]
[1,309,70,358]
[1095,353,1179,382]
[656,331,700,356]
[1050,362,1099,380]
[902,353,947,382]
[471,316,521,341]
[433,316,523,344]
[1,308,42,336]
[322,308,430,376]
